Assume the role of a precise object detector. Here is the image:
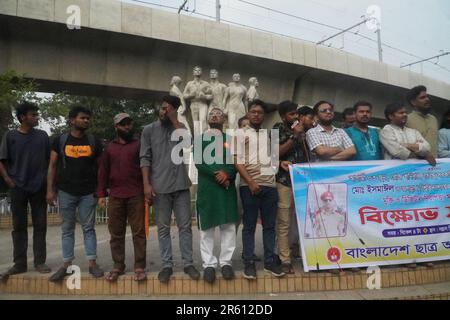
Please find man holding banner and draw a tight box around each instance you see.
[306,101,356,162]
[380,102,436,166]
[273,101,313,274]
[345,101,382,161]
[289,100,448,273]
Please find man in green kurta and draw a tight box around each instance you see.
[195,108,239,284]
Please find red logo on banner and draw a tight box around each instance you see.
[326,247,341,263]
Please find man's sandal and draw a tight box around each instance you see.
[105,269,124,282]
[134,269,147,282]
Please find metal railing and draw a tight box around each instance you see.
[0,193,106,224]
[0,195,9,216]
[0,194,197,225]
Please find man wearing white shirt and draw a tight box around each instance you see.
[380,102,437,269]
[380,101,436,166]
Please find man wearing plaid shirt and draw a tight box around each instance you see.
[306,101,356,162]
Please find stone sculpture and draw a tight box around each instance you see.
[223,73,247,130]
[183,66,213,134]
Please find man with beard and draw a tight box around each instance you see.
[0,102,51,281]
[235,100,285,280]
[195,108,239,284]
[47,105,104,282]
[380,101,436,269]
[306,101,356,162]
[345,101,382,160]
[140,95,200,283]
[272,101,314,274]
[96,113,146,282]
[406,85,438,157]
[380,102,436,165]
[341,108,356,129]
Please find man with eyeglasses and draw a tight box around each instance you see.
[195,108,239,284]
[306,101,356,162]
[234,99,285,280]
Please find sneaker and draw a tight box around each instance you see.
[49,267,68,283]
[35,264,51,274]
[203,267,216,284]
[0,265,27,282]
[281,263,295,274]
[184,265,200,280]
[274,254,282,266]
[221,265,235,280]
[264,263,286,277]
[243,263,257,280]
[89,265,104,278]
[158,267,173,283]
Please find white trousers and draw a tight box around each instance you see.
[200,223,236,269]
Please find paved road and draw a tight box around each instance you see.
[0,224,301,274]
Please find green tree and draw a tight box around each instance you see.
[0,70,38,137]
[0,71,39,193]
[39,93,158,141]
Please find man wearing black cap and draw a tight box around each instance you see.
[97,113,147,282]
[140,95,200,283]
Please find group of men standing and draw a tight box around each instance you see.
[0,84,449,284]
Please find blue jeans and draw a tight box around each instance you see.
[58,190,97,262]
[153,189,193,269]
[240,186,278,265]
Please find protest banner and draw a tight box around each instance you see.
[290,159,450,271]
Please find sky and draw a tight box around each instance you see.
[123,0,450,84]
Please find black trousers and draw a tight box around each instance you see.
[10,185,47,268]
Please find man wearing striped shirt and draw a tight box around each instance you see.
[306,101,356,162]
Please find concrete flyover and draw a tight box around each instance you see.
[0,0,449,126]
